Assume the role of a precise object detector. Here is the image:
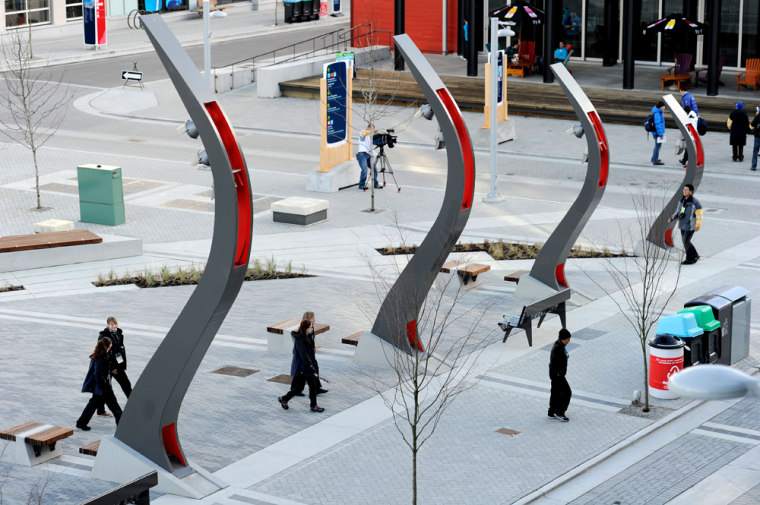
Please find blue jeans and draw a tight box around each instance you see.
[651,138,662,163]
[752,136,760,169]
[357,152,378,188]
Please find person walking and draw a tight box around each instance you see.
[95,316,131,417]
[669,184,703,265]
[76,337,122,430]
[679,88,699,116]
[728,101,750,162]
[356,123,379,191]
[751,106,760,171]
[548,329,572,422]
[278,319,324,413]
[650,100,666,166]
[679,105,698,166]
[289,311,328,396]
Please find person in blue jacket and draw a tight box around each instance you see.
[278,319,324,413]
[76,337,122,430]
[651,100,666,166]
[679,89,698,116]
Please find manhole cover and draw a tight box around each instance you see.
[211,366,258,377]
[496,428,521,436]
[267,374,293,384]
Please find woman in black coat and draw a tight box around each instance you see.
[729,101,750,162]
[278,319,324,413]
[76,337,122,430]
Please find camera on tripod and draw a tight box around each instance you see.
[372,129,397,149]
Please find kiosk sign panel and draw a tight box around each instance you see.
[83,0,107,46]
[96,0,107,45]
[333,0,340,13]
[324,61,348,145]
[497,51,503,105]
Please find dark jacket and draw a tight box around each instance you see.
[290,328,317,376]
[651,106,665,137]
[98,328,127,370]
[751,114,760,138]
[729,108,750,146]
[672,195,702,231]
[290,329,318,377]
[81,353,113,395]
[549,339,568,379]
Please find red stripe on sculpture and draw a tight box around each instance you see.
[162,423,187,466]
[588,111,608,188]
[406,320,424,352]
[686,124,704,167]
[204,101,252,268]
[436,88,474,210]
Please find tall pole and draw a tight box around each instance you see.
[467,0,477,76]
[707,0,720,96]
[484,17,503,203]
[203,0,210,90]
[622,0,634,89]
[394,0,405,70]
[543,0,555,83]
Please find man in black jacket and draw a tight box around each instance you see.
[548,329,572,422]
[96,316,132,417]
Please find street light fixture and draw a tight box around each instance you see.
[668,364,760,400]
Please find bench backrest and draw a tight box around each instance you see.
[562,49,574,67]
[674,52,692,75]
[523,288,572,318]
[745,58,760,80]
[518,41,535,65]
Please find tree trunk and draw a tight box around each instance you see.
[33,148,40,209]
[412,446,417,505]
[642,350,650,412]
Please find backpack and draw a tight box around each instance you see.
[696,117,707,136]
[644,113,656,133]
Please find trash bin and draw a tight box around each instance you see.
[655,313,704,368]
[77,164,125,226]
[677,306,721,367]
[283,0,298,23]
[706,286,751,364]
[311,0,320,19]
[299,0,311,21]
[318,0,327,18]
[684,287,751,365]
[648,333,685,400]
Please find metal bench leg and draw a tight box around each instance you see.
[520,320,533,347]
[537,313,547,328]
[502,326,514,343]
[558,302,567,328]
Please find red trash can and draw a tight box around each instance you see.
[319,0,327,18]
[648,333,685,399]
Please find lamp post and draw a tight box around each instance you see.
[203,0,210,89]
[668,365,760,400]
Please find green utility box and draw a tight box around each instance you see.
[77,164,125,226]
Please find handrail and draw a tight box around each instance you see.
[210,24,393,93]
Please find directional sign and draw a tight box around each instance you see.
[323,61,348,145]
[122,70,143,81]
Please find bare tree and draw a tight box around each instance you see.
[364,238,496,505]
[589,190,683,412]
[0,29,70,210]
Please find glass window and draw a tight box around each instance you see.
[560,0,582,57]
[584,0,604,58]
[740,0,758,66]
[6,0,26,12]
[28,0,47,8]
[718,0,740,67]
[66,0,82,19]
[637,0,659,62]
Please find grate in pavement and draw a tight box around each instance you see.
[122,179,165,195]
[267,374,293,384]
[39,183,78,194]
[496,428,521,436]
[211,366,259,377]
[161,198,215,212]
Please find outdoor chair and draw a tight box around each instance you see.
[736,58,760,93]
[562,49,573,72]
[507,40,535,78]
[660,53,693,91]
[695,55,726,88]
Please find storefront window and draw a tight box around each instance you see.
[740,1,758,66]
[637,0,658,62]
[5,0,50,27]
[719,0,740,67]
[66,0,83,19]
[560,0,582,57]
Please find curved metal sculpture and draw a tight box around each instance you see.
[646,94,704,249]
[370,34,475,353]
[109,13,252,472]
[515,63,609,299]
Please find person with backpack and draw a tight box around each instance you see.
[649,100,666,166]
[728,101,750,162]
[751,106,760,171]
[679,105,699,166]
[680,89,699,116]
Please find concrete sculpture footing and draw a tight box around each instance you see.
[92,436,226,499]
[475,119,516,145]
[306,161,358,192]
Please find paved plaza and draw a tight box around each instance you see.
[2,3,760,504]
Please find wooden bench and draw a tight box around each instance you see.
[0,422,73,466]
[0,229,102,253]
[498,288,571,347]
[79,439,101,457]
[342,331,362,346]
[504,270,530,284]
[192,0,234,15]
[267,318,330,353]
[438,260,491,290]
[660,74,691,92]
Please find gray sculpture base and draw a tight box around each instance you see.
[476,119,516,145]
[306,160,358,192]
[514,274,559,301]
[91,436,226,498]
[634,239,684,260]
[353,331,451,374]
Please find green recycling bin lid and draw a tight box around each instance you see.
[677,305,721,332]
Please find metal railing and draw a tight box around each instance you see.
[79,471,158,505]
[211,24,393,92]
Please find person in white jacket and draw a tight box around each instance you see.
[356,124,380,190]
[679,105,699,166]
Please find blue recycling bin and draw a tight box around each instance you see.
[145,0,161,11]
[655,313,704,368]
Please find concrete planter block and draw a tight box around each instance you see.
[271,197,329,225]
